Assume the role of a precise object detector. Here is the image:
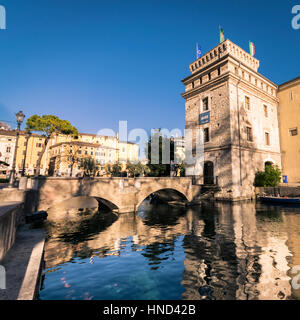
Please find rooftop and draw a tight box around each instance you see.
[188,39,260,76]
[50,141,118,150]
[278,76,300,91]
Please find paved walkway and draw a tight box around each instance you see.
[0,224,45,300]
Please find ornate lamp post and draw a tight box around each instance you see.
[8,111,25,187]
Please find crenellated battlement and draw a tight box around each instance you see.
[189,39,260,74]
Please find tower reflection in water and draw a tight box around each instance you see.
[40,198,300,300]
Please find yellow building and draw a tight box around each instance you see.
[47,133,139,177]
[0,128,139,178]
[48,140,120,177]
[278,76,300,185]
[118,141,139,170]
[0,129,47,177]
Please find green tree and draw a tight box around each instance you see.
[26,115,78,177]
[106,161,122,177]
[254,164,282,187]
[80,157,98,177]
[145,131,174,177]
[60,144,82,177]
[127,161,149,177]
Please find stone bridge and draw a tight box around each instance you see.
[35,177,202,213]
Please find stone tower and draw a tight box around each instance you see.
[182,39,281,200]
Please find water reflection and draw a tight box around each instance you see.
[39,200,300,300]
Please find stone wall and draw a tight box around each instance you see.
[34,177,199,213]
[255,186,300,197]
[0,203,24,262]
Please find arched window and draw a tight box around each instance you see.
[265,161,273,168]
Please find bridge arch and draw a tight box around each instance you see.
[35,177,194,214]
[136,187,189,210]
[46,195,119,213]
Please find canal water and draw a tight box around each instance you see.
[39,201,300,300]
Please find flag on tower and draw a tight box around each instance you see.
[196,43,202,59]
[219,26,225,43]
[249,41,255,56]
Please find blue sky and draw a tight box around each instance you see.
[0,0,299,136]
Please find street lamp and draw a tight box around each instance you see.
[8,111,25,187]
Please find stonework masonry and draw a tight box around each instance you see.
[182,39,282,200]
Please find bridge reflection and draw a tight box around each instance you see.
[42,201,300,300]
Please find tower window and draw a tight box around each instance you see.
[204,128,210,143]
[264,105,268,117]
[202,97,209,111]
[265,132,270,146]
[245,96,251,110]
[246,127,253,142]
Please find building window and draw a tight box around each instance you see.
[36,143,42,148]
[6,147,11,153]
[246,127,253,142]
[203,97,209,111]
[208,73,211,81]
[289,127,298,136]
[264,105,268,117]
[204,128,210,143]
[265,132,270,146]
[218,68,221,76]
[245,96,250,110]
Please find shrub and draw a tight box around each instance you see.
[254,164,281,187]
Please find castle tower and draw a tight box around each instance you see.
[182,39,281,200]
